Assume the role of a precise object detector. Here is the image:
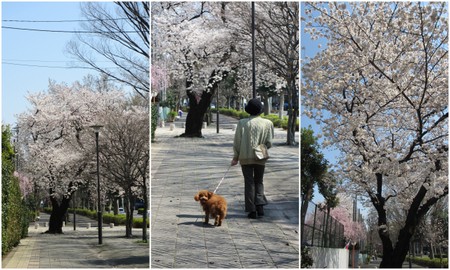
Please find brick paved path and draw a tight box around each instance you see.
[151,114,299,268]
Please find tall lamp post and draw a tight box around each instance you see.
[251,1,256,99]
[216,84,220,134]
[91,125,103,245]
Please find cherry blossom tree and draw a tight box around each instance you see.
[328,194,366,243]
[422,197,448,261]
[97,105,149,239]
[16,79,126,234]
[152,2,236,137]
[150,64,168,101]
[302,2,448,267]
[152,2,298,140]
[227,2,299,145]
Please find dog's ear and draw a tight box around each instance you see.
[194,194,199,201]
[208,191,214,198]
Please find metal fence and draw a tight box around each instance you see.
[302,201,345,248]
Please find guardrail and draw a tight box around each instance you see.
[33,222,115,229]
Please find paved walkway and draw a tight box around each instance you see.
[151,114,299,268]
[2,212,149,268]
[362,258,424,268]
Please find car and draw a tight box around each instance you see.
[118,207,125,214]
[134,201,144,210]
[134,200,144,210]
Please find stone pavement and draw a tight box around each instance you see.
[151,114,299,268]
[362,258,423,268]
[2,212,149,268]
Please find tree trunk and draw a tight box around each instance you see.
[375,172,446,267]
[180,70,224,138]
[380,229,412,268]
[48,208,65,234]
[278,93,285,120]
[430,242,435,259]
[47,192,71,234]
[142,176,148,242]
[125,194,133,238]
[262,92,270,115]
[181,96,211,138]
[286,78,298,146]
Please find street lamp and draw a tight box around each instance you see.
[251,1,256,99]
[90,124,103,245]
[216,83,220,134]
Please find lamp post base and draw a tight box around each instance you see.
[98,211,103,245]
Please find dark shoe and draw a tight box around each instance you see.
[256,205,264,216]
[248,212,257,219]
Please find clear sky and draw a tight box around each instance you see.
[1,2,114,126]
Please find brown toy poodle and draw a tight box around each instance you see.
[194,190,227,226]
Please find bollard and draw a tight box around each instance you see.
[203,122,207,129]
[44,222,48,227]
[63,221,65,227]
[169,124,175,131]
[110,223,114,228]
[182,123,185,128]
[232,124,237,131]
[35,223,39,229]
[160,121,165,128]
[87,223,91,229]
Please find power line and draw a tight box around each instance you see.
[3,58,111,63]
[3,62,94,69]
[2,26,141,34]
[2,18,129,23]
[3,62,117,70]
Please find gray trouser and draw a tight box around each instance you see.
[241,164,268,212]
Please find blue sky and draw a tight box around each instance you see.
[2,2,114,126]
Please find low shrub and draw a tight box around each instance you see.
[280,117,299,131]
[216,108,299,130]
[262,114,283,127]
[215,108,250,119]
[134,217,150,228]
[411,256,448,268]
[151,103,158,142]
[103,213,126,226]
[167,111,178,122]
[67,208,148,228]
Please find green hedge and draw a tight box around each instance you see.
[151,103,158,142]
[103,213,127,226]
[166,111,178,122]
[213,108,299,130]
[44,208,149,228]
[2,126,30,255]
[215,108,250,119]
[2,176,29,255]
[411,256,448,268]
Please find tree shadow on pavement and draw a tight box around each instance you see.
[177,213,247,227]
[84,255,149,268]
